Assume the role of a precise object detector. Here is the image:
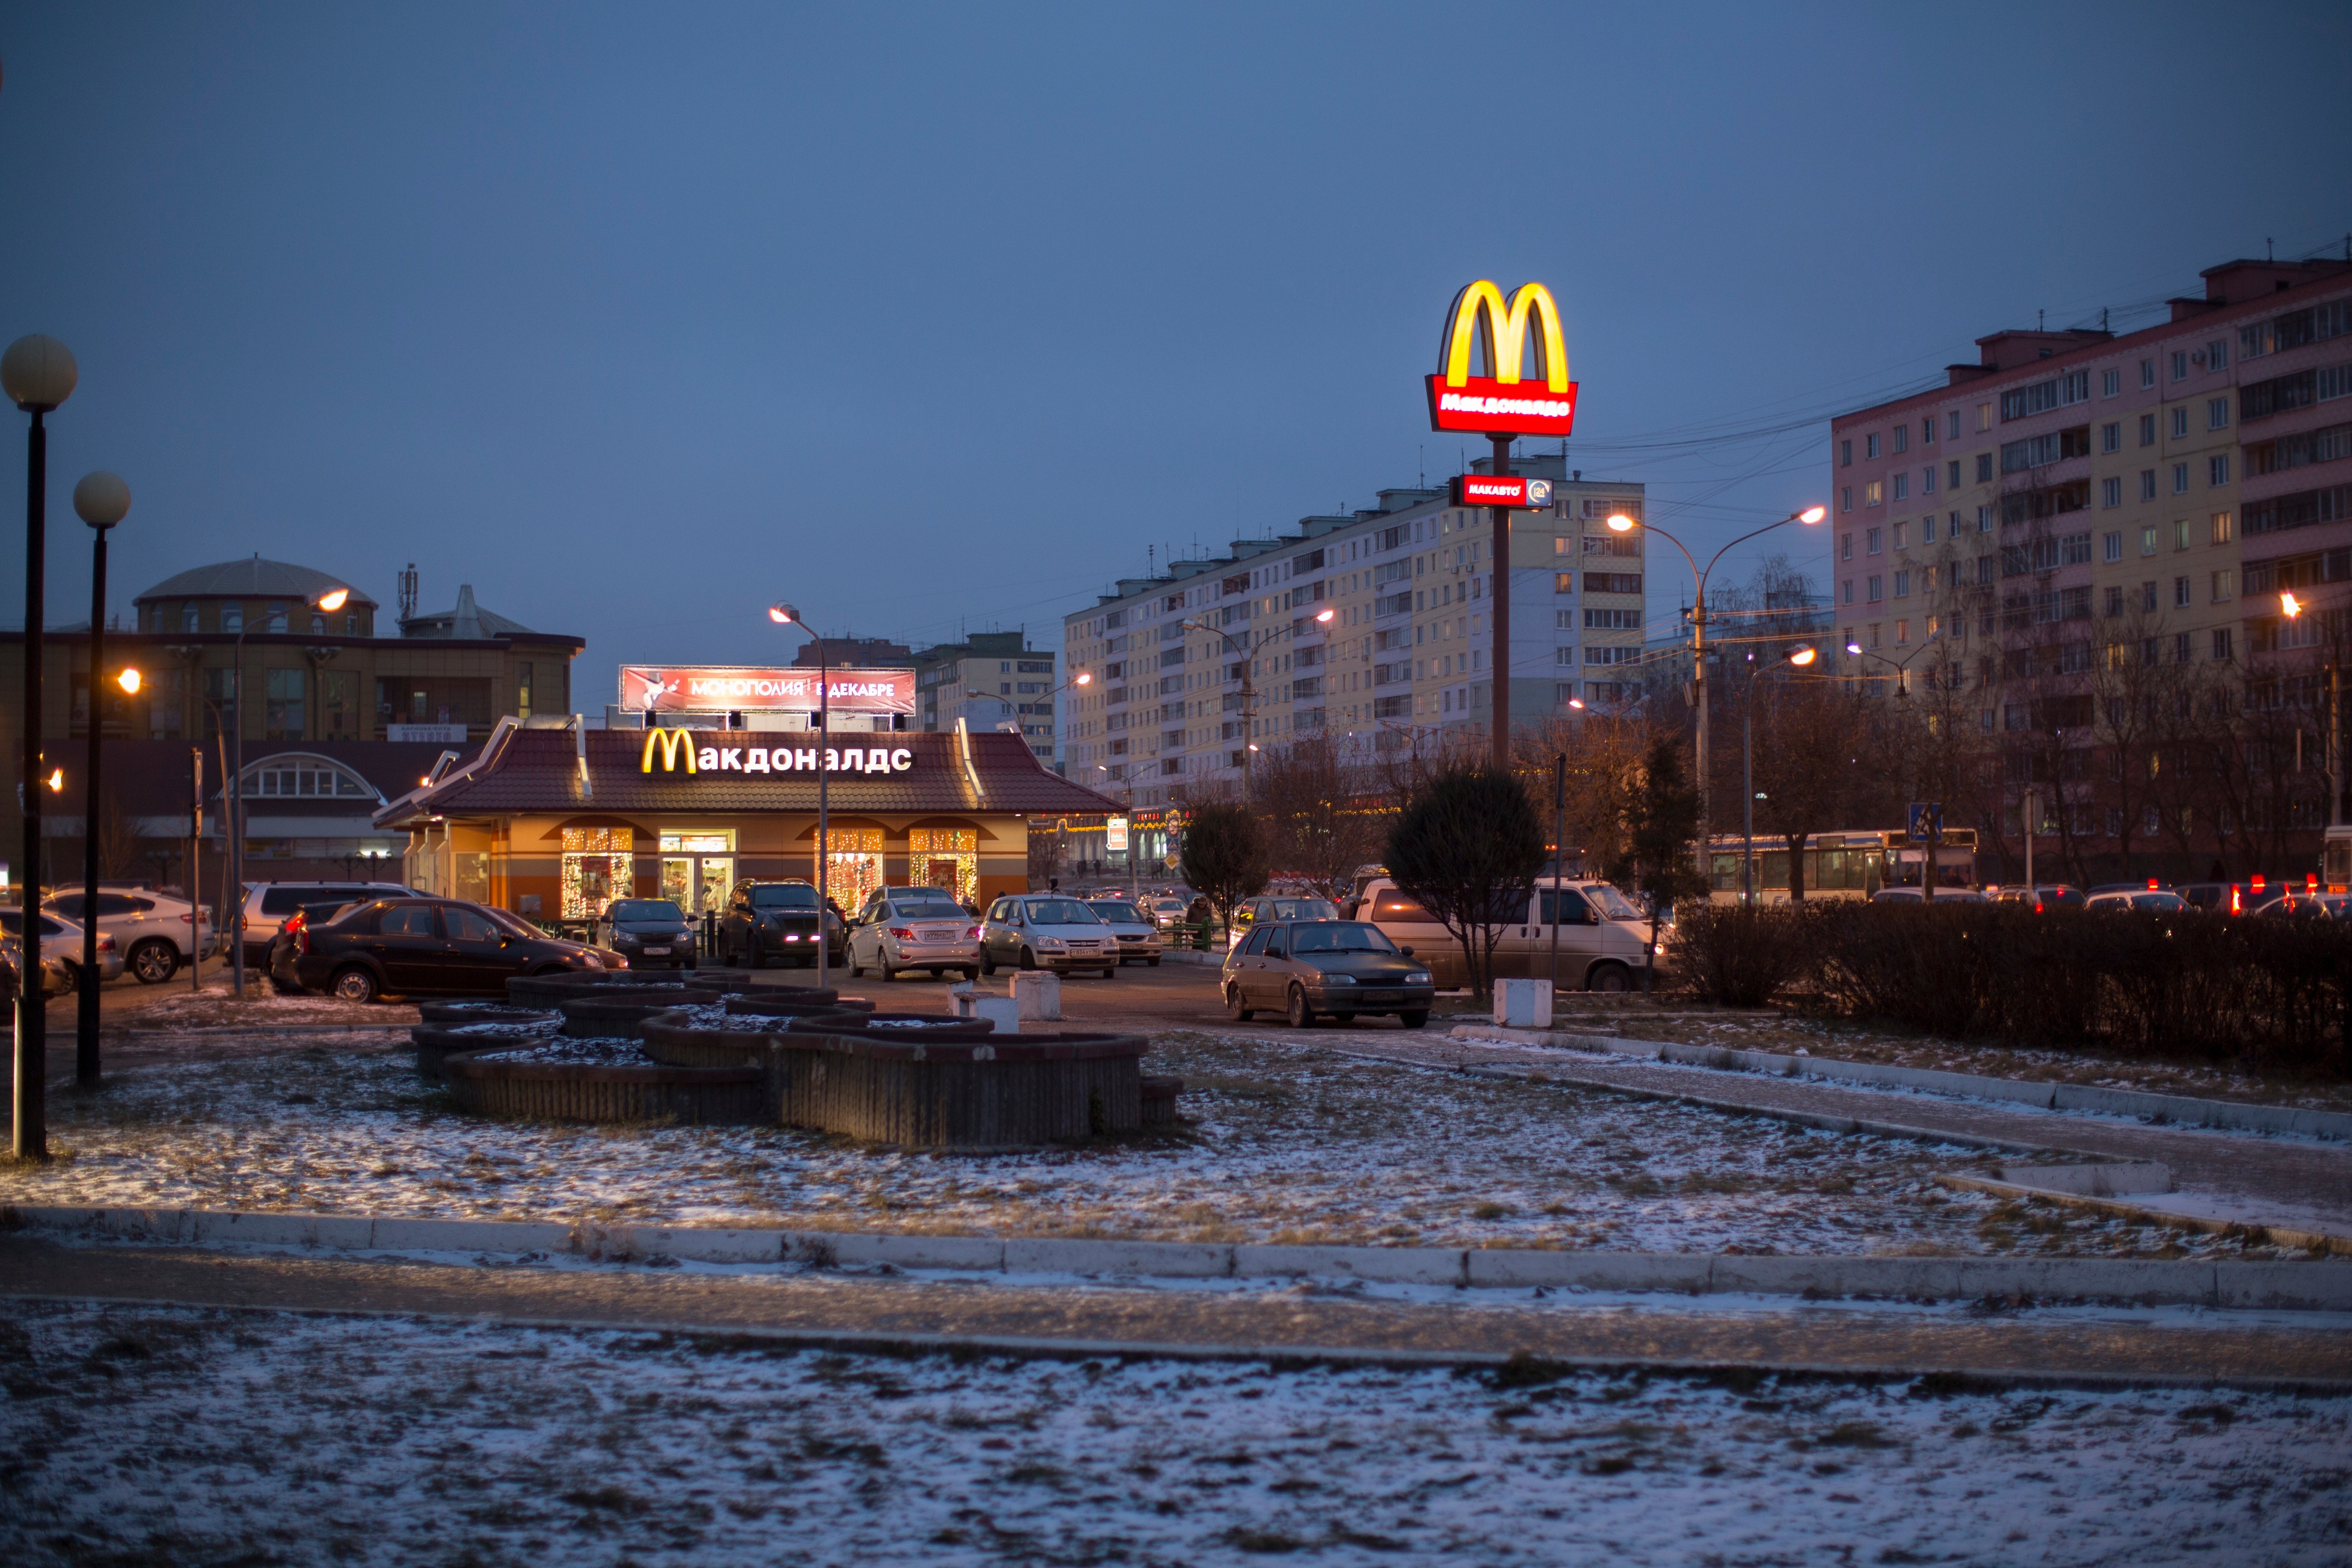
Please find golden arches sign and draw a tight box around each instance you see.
[1438,280,1568,393]
[641,727,698,774]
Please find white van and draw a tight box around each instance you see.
[1356,876,1657,993]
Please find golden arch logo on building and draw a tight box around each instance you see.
[1425,279,1578,437]
[641,727,698,774]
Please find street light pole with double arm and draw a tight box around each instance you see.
[1178,608,1334,793]
[1740,644,1819,904]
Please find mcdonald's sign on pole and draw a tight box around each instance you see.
[1424,280,1578,437]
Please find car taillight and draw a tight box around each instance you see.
[888,927,915,940]
[97,934,114,952]
[968,925,985,940]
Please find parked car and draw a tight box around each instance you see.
[1869,887,1990,903]
[1232,895,1340,930]
[1145,895,1191,931]
[237,881,421,971]
[271,896,612,1001]
[600,898,700,970]
[2082,889,2189,913]
[715,879,844,969]
[978,895,1118,977]
[845,886,981,981]
[0,932,71,998]
[2248,891,2352,920]
[1084,898,1165,966]
[1987,884,2086,912]
[1355,876,1655,992]
[0,908,122,985]
[47,888,214,984]
[1222,919,1434,1029]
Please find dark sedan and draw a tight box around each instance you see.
[1222,919,1435,1029]
[604,898,699,969]
[271,896,612,1002]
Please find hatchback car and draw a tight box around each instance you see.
[1223,920,1434,1029]
[1145,895,1191,931]
[978,895,1118,977]
[272,896,610,1001]
[1084,898,1165,966]
[0,909,121,985]
[846,886,981,980]
[602,898,699,970]
[1232,895,1339,930]
[716,879,844,969]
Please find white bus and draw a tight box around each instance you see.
[1706,828,1979,904]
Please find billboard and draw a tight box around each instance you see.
[1449,474,1555,510]
[1424,279,1579,437]
[619,666,916,715]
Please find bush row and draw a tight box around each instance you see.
[1670,900,2352,1075]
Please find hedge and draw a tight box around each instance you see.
[1671,900,2352,1076]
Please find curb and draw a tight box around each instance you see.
[1936,1175,2352,1258]
[1452,1025,2352,1142]
[7,1205,2348,1312]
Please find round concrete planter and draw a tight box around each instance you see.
[441,1048,764,1125]
[722,987,854,1017]
[416,1001,559,1026]
[411,1022,559,1080]
[777,1026,1149,1147]
[783,1011,1000,1041]
[558,987,725,1038]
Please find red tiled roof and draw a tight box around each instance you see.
[377,727,1119,825]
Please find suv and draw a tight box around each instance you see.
[716,879,844,969]
[0,909,121,986]
[238,882,419,971]
[47,889,214,984]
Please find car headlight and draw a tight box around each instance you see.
[1322,973,1355,985]
[1405,971,1431,985]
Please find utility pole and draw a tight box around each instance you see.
[1547,753,1564,993]
[1488,435,1512,768]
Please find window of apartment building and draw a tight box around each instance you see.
[2140,581,2158,612]
[2174,576,2192,608]
[1841,579,1853,604]
[1976,403,1994,432]
[1946,459,1961,490]
[1866,526,1882,554]
[2213,628,2234,661]
[2102,368,2120,397]
[2174,631,2193,663]
[1975,453,1993,483]
[2212,569,2233,603]
[2139,413,2156,447]
[1922,564,1938,592]
[1840,438,1852,467]
[2209,454,2231,487]
[1892,425,1908,454]
[1893,570,1910,598]
[2170,406,2189,440]
[2172,350,2189,381]
[1840,486,1853,512]
[2100,422,2120,454]
[2206,339,2228,372]
[2140,359,2156,389]
[1869,624,1883,648]
[1554,571,1573,593]
[1922,465,1937,495]
[1978,505,1995,532]
[1892,473,1909,501]
[2101,477,2121,508]
[2060,532,2092,566]
[1865,480,1884,507]
[2104,584,2124,616]
[1895,619,1910,644]
[1978,555,1995,585]
[1923,514,1938,543]
[1840,532,1853,561]
[2212,511,2234,544]
[1892,521,1908,550]
[1922,416,1936,445]
[2208,396,2230,430]
[1867,576,1883,603]
[1866,433,1880,459]
[2139,470,2157,501]
[1948,411,1963,440]
[2102,530,2122,562]
[2174,518,2192,550]
[2172,463,2190,494]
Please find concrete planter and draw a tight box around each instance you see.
[410,1023,556,1080]
[775,1027,1149,1147]
[1140,1074,1183,1125]
[441,1049,765,1125]
[722,987,853,1017]
[782,1011,1002,1042]
[416,1001,558,1026]
[557,987,725,1038]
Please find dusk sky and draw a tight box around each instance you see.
[2,3,2346,700]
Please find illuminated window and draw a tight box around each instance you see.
[561,826,635,919]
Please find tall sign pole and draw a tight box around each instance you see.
[1424,281,1577,772]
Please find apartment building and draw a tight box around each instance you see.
[911,630,1058,764]
[1831,255,2352,849]
[1060,456,1650,808]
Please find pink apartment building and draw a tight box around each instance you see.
[1829,255,2352,882]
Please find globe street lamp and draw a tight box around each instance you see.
[228,584,350,998]
[1607,504,1824,880]
[4,334,78,1161]
[72,470,130,1084]
[1740,644,1817,904]
[768,604,833,989]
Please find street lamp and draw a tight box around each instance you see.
[228,583,350,998]
[72,470,130,1085]
[1607,504,1824,881]
[1178,606,1332,791]
[4,333,78,1162]
[2281,591,2342,829]
[768,603,833,989]
[1741,644,1816,904]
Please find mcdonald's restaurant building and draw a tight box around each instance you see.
[374,719,1120,921]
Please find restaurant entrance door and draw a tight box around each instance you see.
[658,831,736,915]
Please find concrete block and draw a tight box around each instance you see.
[1012,971,1062,1021]
[1947,1256,2214,1307]
[368,1216,572,1255]
[947,980,977,1018]
[635,1226,789,1263]
[1464,1249,1712,1294]
[1001,1236,1232,1278]
[2213,1260,2352,1311]
[971,996,1022,1035]
[20,1206,185,1242]
[1992,1161,2172,1196]
[1494,979,1553,1030]
[813,1231,1008,1272]
[190,1210,373,1250]
[1231,1243,1463,1285]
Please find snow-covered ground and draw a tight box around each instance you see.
[4,1030,2315,1261]
[2,1298,2343,1566]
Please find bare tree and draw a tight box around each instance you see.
[1249,732,1386,899]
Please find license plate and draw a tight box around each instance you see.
[923,931,950,943]
[643,946,670,956]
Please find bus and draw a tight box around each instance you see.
[1705,827,1979,904]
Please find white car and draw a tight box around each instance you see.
[1084,898,1165,966]
[1147,896,1191,931]
[47,888,214,984]
[978,895,1119,978]
[1356,876,1657,993]
[846,886,982,981]
[0,908,122,984]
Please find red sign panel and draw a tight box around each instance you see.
[619,665,916,715]
[1452,474,1559,509]
[1425,373,1579,437]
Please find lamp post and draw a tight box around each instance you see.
[227,584,350,997]
[4,334,78,1162]
[2281,591,2342,830]
[72,472,130,1084]
[1844,630,1944,897]
[1607,504,1824,883]
[1740,644,1817,904]
[1178,607,1332,793]
[768,605,833,989]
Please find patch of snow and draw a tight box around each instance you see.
[469,1038,652,1067]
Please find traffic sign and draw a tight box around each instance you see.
[1907,802,1944,842]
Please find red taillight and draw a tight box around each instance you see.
[968,925,985,940]
[2147,878,2159,890]
[286,912,310,957]
[888,926,916,940]
[2033,901,2045,914]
